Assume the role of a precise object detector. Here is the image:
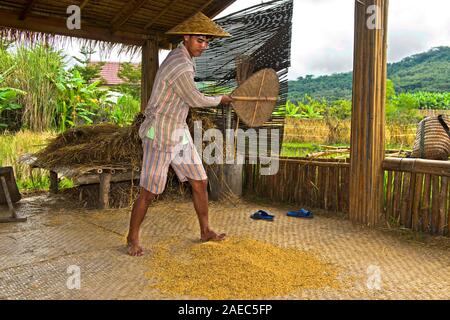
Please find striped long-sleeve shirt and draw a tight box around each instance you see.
[139,43,223,152]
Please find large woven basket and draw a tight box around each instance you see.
[411,115,450,160]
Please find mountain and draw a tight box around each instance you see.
[288,46,450,101]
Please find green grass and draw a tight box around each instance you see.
[281,142,351,158]
[281,141,414,159]
[0,131,73,192]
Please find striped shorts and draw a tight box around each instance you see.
[139,137,207,194]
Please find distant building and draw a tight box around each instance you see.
[91,62,140,86]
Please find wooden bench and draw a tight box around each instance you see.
[49,167,139,209]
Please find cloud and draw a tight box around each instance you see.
[67,0,450,80]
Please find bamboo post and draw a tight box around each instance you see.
[324,166,330,210]
[392,172,402,223]
[411,173,423,231]
[431,176,440,234]
[342,167,350,213]
[400,173,411,227]
[386,171,393,220]
[421,175,432,232]
[438,177,448,236]
[329,167,336,212]
[338,168,344,212]
[447,178,450,237]
[140,37,159,112]
[349,0,389,226]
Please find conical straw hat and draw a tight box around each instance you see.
[165,12,231,38]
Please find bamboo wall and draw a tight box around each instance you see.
[243,157,449,237]
[243,158,350,213]
[383,158,450,236]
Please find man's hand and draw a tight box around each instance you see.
[220,95,233,105]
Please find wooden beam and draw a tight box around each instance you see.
[0,9,148,46]
[349,0,389,227]
[203,0,236,18]
[80,0,90,10]
[111,0,148,33]
[19,0,38,21]
[141,37,159,112]
[144,0,180,30]
[383,158,450,177]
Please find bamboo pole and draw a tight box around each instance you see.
[329,167,337,212]
[324,167,330,210]
[385,171,393,221]
[342,167,350,213]
[400,173,411,227]
[411,173,423,231]
[421,175,432,233]
[392,172,403,223]
[438,177,448,236]
[407,173,416,228]
[431,176,440,234]
[231,96,277,102]
[317,166,324,209]
[447,178,450,237]
[349,0,389,226]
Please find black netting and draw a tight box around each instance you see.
[193,0,293,137]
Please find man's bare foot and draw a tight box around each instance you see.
[127,237,144,256]
[201,230,226,242]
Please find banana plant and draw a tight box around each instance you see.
[53,69,104,132]
[0,67,26,128]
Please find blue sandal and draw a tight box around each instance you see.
[287,208,313,219]
[250,210,274,221]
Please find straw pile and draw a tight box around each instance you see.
[33,110,239,207]
[146,237,341,299]
[33,114,145,172]
[33,111,220,172]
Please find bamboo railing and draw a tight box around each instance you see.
[383,158,449,236]
[243,157,350,213]
[243,156,449,237]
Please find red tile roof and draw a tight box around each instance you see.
[91,62,140,85]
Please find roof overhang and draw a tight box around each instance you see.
[0,0,236,47]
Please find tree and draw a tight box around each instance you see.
[71,46,105,84]
[116,62,141,100]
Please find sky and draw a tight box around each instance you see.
[67,0,450,80]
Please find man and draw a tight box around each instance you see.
[127,12,233,256]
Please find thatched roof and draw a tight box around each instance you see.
[0,0,236,51]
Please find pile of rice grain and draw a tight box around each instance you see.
[146,237,341,299]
